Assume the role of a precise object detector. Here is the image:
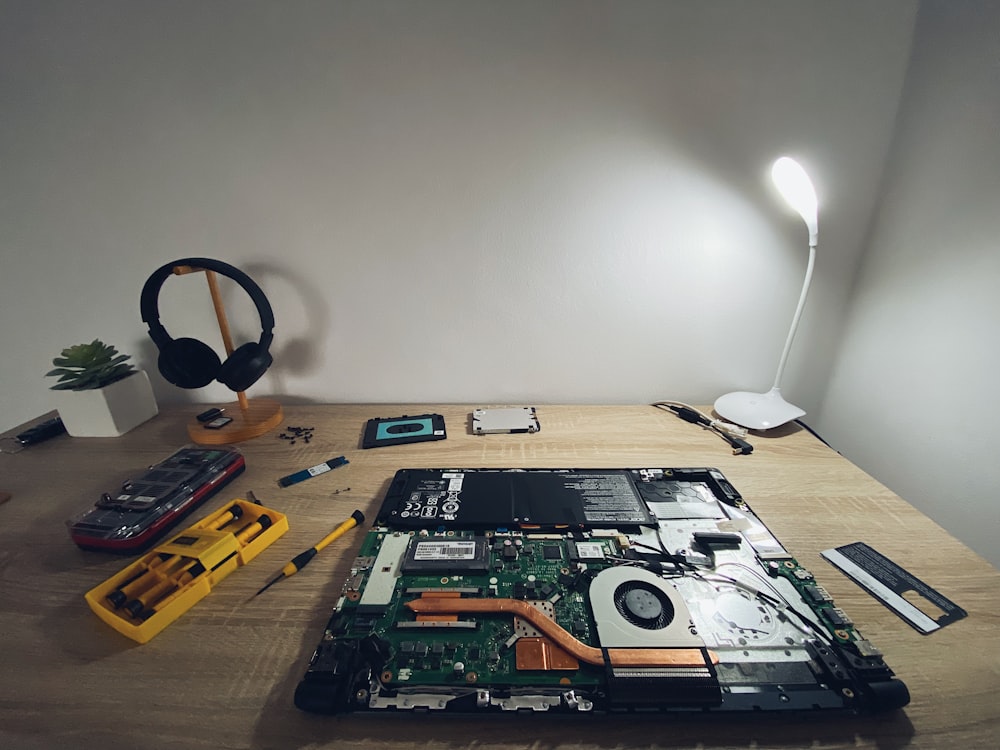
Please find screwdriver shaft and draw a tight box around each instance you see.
[254,509,365,597]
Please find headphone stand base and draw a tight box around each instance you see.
[187,397,283,445]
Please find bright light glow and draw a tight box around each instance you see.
[771,156,818,246]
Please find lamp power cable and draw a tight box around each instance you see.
[652,401,754,455]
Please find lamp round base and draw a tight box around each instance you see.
[713,387,804,431]
[187,398,283,444]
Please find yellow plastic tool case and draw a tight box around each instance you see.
[85,498,287,643]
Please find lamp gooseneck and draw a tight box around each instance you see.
[771,240,816,392]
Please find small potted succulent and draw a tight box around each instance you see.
[46,339,158,436]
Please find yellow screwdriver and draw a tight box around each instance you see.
[254,509,365,597]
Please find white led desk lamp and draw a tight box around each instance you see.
[714,156,818,430]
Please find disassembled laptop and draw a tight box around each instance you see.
[295,467,909,714]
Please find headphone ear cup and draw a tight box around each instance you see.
[157,337,222,389]
[217,342,272,392]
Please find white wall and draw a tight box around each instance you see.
[24,0,993,567]
[0,1,915,428]
[817,1,1000,567]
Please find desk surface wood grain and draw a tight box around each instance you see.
[1,404,997,749]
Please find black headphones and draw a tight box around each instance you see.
[140,257,274,391]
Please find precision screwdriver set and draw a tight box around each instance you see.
[85,498,287,643]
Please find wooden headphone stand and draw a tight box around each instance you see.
[176,265,283,445]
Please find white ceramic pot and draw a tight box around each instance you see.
[53,370,159,437]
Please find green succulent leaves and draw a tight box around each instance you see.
[46,339,136,391]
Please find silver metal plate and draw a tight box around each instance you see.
[472,407,540,434]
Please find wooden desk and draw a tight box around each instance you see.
[1,405,997,749]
